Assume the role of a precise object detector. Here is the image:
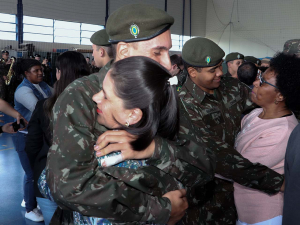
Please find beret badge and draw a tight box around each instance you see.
[130,24,139,38]
[237,54,240,59]
[205,56,211,65]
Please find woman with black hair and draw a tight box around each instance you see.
[39,56,182,225]
[25,51,90,225]
[234,52,300,225]
[12,58,52,222]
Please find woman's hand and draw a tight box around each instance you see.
[94,130,155,160]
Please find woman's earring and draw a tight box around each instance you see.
[274,100,278,105]
[125,121,130,127]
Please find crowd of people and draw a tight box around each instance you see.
[1,3,300,225]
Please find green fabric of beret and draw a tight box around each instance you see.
[106,4,174,43]
[182,37,225,67]
[90,29,110,46]
[225,52,244,62]
[244,56,261,65]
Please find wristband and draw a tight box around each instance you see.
[0,126,3,134]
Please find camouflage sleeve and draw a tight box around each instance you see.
[147,106,216,188]
[46,79,171,224]
[180,105,284,195]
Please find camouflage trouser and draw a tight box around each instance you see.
[198,178,237,225]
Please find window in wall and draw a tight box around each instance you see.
[23,16,53,42]
[0,13,16,40]
[54,20,80,44]
[171,34,181,52]
[81,23,104,45]
[170,35,196,52]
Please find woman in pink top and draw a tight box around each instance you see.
[234,52,300,225]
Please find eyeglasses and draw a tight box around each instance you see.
[258,73,278,89]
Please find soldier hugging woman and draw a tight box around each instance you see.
[39,56,184,225]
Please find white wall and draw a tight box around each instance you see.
[205,0,300,58]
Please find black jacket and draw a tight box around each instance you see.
[25,98,51,198]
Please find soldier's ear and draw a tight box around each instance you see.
[187,67,197,78]
[116,42,129,60]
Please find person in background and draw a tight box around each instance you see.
[170,54,186,90]
[90,29,113,69]
[237,62,258,89]
[224,52,244,78]
[12,59,52,222]
[0,50,11,101]
[235,52,300,225]
[261,58,270,67]
[34,54,41,62]
[42,58,52,86]
[90,58,100,73]
[25,51,90,225]
[244,56,261,67]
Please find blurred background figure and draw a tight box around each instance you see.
[224,52,244,79]
[41,58,52,86]
[237,61,258,89]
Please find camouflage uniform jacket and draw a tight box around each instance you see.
[222,72,232,78]
[178,76,284,224]
[46,60,215,224]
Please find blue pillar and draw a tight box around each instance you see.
[17,0,23,47]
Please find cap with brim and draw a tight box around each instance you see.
[2,50,9,54]
[182,37,225,67]
[106,4,174,44]
[34,54,41,57]
[244,56,261,65]
[90,29,110,46]
[225,52,244,63]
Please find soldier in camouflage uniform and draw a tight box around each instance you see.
[46,4,215,225]
[179,37,285,224]
[223,52,244,79]
[90,29,113,69]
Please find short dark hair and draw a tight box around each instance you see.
[44,51,90,120]
[237,62,258,86]
[86,56,90,59]
[110,56,179,150]
[14,59,41,77]
[271,52,300,112]
[170,54,183,67]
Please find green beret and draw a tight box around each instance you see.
[90,29,110,46]
[244,56,261,66]
[182,37,225,67]
[225,52,244,62]
[106,4,174,43]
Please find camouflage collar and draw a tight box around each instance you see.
[184,77,207,103]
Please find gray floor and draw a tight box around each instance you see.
[0,113,45,225]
